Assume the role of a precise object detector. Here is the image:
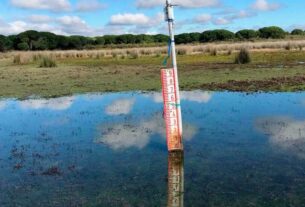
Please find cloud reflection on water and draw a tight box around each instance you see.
[105,98,135,115]
[147,91,213,104]
[20,97,75,110]
[0,101,6,110]
[97,114,198,150]
[256,116,305,158]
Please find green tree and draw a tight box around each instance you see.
[104,35,117,45]
[57,35,70,49]
[135,34,154,44]
[95,36,105,45]
[33,38,48,50]
[8,35,18,49]
[17,30,40,50]
[68,36,83,49]
[189,32,201,42]
[17,42,30,50]
[236,29,258,40]
[115,34,136,44]
[175,33,191,44]
[291,29,304,35]
[153,34,168,43]
[200,29,235,42]
[258,26,286,39]
[0,35,13,52]
[39,32,59,50]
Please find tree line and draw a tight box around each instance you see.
[0,26,304,52]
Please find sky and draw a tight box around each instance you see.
[0,0,304,36]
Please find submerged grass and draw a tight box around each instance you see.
[0,49,305,99]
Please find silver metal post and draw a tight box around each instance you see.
[166,0,183,141]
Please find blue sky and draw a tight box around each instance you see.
[0,0,304,36]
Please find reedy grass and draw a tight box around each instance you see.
[1,39,305,63]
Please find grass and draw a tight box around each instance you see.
[39,56,57,68]
[0,44,305,99]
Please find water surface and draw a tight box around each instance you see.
[0,91,305,207]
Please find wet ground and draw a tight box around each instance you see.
[0,91,305,207]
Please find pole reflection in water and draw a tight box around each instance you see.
[167,151,184,207]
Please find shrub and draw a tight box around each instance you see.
[129,51,139,59]
[235,48,251,64]
[285,43,292,50]
[39,56,57,68]
[299,45,303,51]
[177,48,187,55]
[258,26,286,39]
[155,53,161,58]
[210,48,217,56]
[112,52,118,58]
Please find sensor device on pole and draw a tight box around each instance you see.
[162,0,183,152]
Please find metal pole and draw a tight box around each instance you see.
[166,0,183,142]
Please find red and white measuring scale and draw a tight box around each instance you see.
[161,68,183,151]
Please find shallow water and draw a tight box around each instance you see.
[0,91,305,207]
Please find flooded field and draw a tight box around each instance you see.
[1,91,305,207]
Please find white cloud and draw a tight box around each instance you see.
[76,0,106,12]
[58,15,86,26]
[107,12,164,34]
[109,13,151,26]
[136,0,220,9]
[136,0,163,8]
[194,14,212,24]
[212,17,231,25]
[251,0,280,11]
[96,114,197,150]
[105,98,136,115]
[5,21,29,34]
[57,15,103,36]
[228,10,256,20]
[0,20,56,35]
[28,15,52,23]
[256,116,305,158]
[10,0,71,11]
[0,15,101,36]
[20,97,74,110]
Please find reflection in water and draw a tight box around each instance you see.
[180,91,213,103]
[20,97,75,110]
[96,114,198,150]
[0,101,6,110]
[256,116,305,158]
[168,151,184,207]
[105,98,135,115]
[1,92,305,206]
[147,91,213,104]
